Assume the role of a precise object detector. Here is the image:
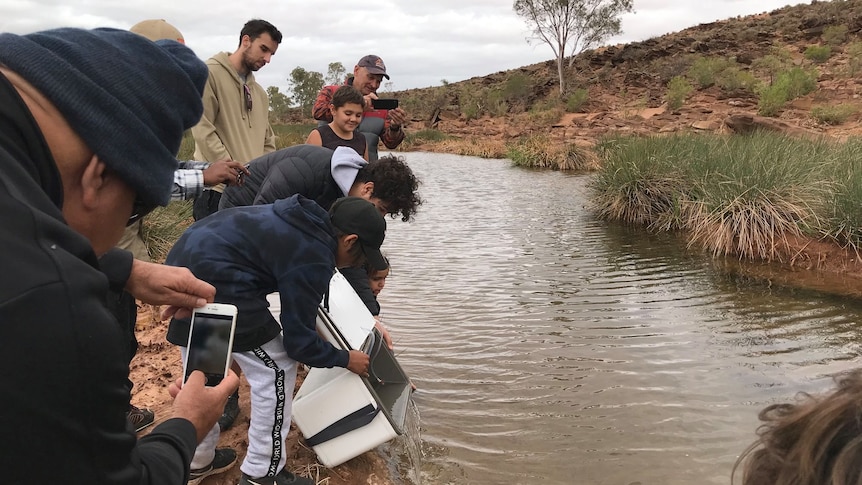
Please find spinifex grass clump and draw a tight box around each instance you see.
[506,134,598,170]
[683,134,829,260]
[591,132,831,261]
[142,200,194,262]
[420,138,507,158]
[400,129,453,151]
[590,135,696,229]
[821,138,862,251]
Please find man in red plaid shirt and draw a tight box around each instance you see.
[312,55,407,160]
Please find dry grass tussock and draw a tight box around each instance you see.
[507,134,600,170]
[684,193,819,261]
[418,138,508,158]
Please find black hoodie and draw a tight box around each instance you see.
[0,73,197,484]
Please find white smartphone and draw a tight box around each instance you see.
[183,303,238,386]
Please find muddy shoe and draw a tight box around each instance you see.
[239,467,314,485]
[218,389,240,431]
[127,404,155,432]
[189,448,236,485]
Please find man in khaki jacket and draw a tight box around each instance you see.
[191,19,281,221]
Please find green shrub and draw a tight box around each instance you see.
[687,56,733,89]
[649,54,695,84]
[401,86,450,121]
[715,67,760,93]
[502,72,533,103]
[666,76,693,111]
[752,51,793,84]
[525,104,564,126]
[783,67,819,98]
[804,44,832,63]
[459,85,486,120]
[756,67,819,117]
[810,105,856,125]
[757,83,788,117]
[486,89,510,117]
[822,25,848,45]
[847,42,862,75]
[566,88,589,113]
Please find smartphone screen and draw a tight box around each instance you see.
[371,98,399,110]
[184,311,236,386]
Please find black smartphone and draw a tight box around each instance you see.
[371,98,399,110]
[183,303,238,386]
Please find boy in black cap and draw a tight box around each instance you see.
[165,195,384,485]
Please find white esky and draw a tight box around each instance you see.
[1,0,805,94]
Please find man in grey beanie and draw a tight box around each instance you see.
[0,27,239,484]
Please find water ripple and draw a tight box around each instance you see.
[375,153,862,485]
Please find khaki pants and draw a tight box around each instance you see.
[116,220,151,262]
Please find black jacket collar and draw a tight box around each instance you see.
[0,71,63,208]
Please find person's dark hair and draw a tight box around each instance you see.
[733,369,862,485]
[239,19,282,45]
[331,226,365,267]
[365,254,389,276]
[331,85,365,110]
[356,155,421,222]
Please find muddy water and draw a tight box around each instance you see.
[377,152,862,485]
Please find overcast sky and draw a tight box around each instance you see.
[1,1,805,94]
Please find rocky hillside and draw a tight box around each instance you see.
[395,0,862,147]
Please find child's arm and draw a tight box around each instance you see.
[305,128,323,146]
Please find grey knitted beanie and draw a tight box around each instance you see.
[0,27,208,206]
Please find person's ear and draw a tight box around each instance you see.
[241,34,252,48]
[357,181,374,198]
[79,154,110,211]
[330,104,337,117]
[342,234,359,250]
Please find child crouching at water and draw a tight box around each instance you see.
[733,368,862,485]
[368,255,390,300]
[306,85,368,160]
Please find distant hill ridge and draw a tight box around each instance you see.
[393,0,862,148]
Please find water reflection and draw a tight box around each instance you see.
[376,152,862,484]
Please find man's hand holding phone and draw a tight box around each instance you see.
[170,370,240,443]
[387,106,407,128]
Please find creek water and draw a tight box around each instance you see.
[375,152,862,485]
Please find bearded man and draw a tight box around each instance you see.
[191,19,282,220]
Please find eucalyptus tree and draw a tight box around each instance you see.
[513,0,634,94]
[287,66,324,112]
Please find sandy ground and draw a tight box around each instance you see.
[128,305,395,485]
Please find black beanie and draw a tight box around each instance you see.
[0,27,208,206]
